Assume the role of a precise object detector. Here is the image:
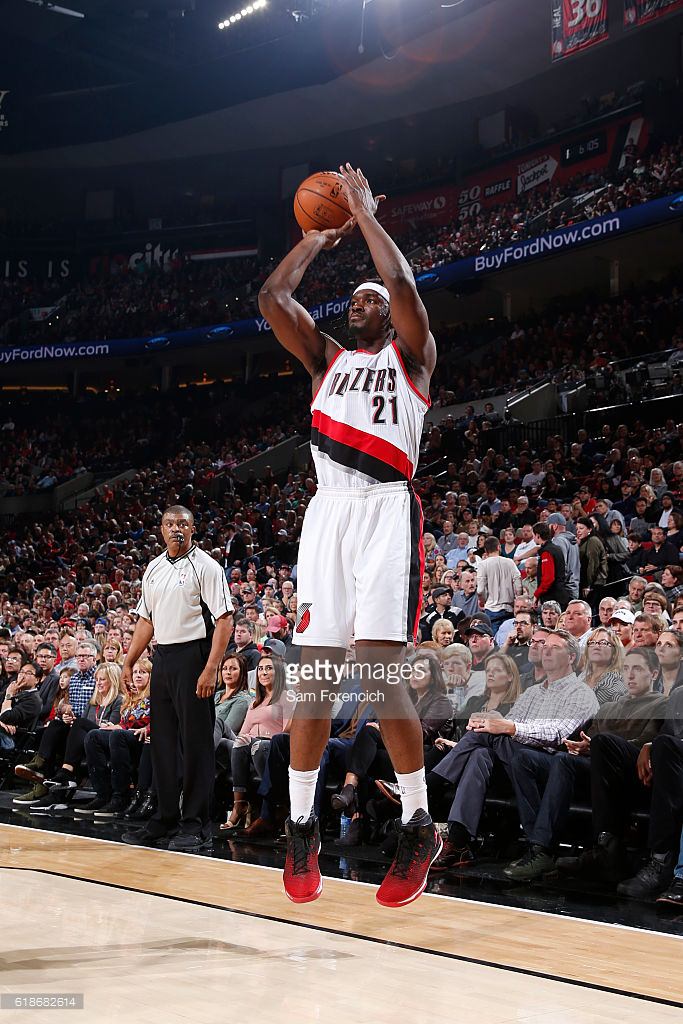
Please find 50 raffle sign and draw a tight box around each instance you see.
[624,0,683,26]
[552,0,609,61]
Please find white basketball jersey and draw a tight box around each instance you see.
[310,341,430,488]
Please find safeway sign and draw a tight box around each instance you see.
[378,185,460,230]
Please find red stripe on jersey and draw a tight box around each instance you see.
[391,342,431,407]
[310,346,345,409]
[311,409,414,479]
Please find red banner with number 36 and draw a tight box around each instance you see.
[552,0,609,61]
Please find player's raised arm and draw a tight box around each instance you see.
[258,222,354,379]
[338,163,436,375]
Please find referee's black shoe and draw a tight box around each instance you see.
[167,829,213,853]
[121,824,179,848]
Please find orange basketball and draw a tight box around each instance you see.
[294,171,352,233]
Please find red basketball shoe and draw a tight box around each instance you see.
[283,815,323,903]
[376,810,442,908]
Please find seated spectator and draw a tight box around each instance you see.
[505,646,666,880]
[628,575,647,611]
[0,661,43,750]
[213,653,252,768]
[76,659,152,818]
[662,565,683,606]
[426,629,597,869]
[221,651,289,831]
[451,568,479,617]
[0,647,26,702]
[101,638,124,665]
[642,588,670,622]
[463,619,496,700]
[642,526,680,574]
[609,608,635,650]
[39,665,74,726]
[13,663,123,807]
[654,629,683,697]
[420,585,463,641]
[559,649,682,899]
[500,609,535,675]
[228,618,261,671]
[500,527,518,559]
[632,612,665,649]
[439,643,473,709]
[578,627,627,705]
[429,652,521,766]
[563,599,594,650]
[520,626,548,691]
[431,618,456,649]
[598,597,618,627]
[540,601,561,630]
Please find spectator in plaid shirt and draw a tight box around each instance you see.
[427,629,598,869]
[67,642,98,718]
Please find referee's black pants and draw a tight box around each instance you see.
[150,639,216,835]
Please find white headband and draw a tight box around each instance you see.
[352,282,390,305]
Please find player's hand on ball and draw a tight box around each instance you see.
[304,217,356,249]
[338,164,386,217]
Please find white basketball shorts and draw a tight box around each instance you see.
[292,481,424,648]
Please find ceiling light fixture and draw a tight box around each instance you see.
[218,0,266,28]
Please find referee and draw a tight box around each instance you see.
[121,505,233,852]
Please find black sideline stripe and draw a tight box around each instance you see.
[311,428,405,483]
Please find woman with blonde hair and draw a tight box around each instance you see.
[579,628,627,704]
[15,663,124,805]
[432,618,456,649]
[101,639,124,666]
[431,652,522,756]
[78,659,152,818]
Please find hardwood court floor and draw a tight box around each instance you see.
[1,824,682,1023]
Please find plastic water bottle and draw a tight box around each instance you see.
[339,813,352,841]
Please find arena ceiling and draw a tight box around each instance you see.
[1,0,502,152]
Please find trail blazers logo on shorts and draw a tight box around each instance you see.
[295,602,312,634]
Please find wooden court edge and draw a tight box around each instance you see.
[2,823,682,1006]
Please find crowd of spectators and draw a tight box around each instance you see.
[2,268,681,498]
[1,365,682,903]
[2,130,681,351]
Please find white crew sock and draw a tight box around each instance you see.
[395,767,429,825]
[289,767,319,822]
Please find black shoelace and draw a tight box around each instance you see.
[291,832,314,875]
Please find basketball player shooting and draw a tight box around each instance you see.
[258,164,440,907]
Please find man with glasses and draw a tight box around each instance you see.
[520,627,549,691]
[0,662,43,750]
[502,610,536,675]
[68,643,98,719]
[34,643,60,722]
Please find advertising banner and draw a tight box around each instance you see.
[3,193,681,365]
[455,114,647,221]
[552,0,609,61]
[624,0,683,26]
